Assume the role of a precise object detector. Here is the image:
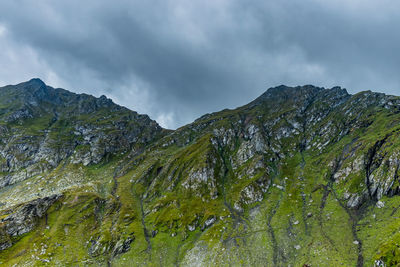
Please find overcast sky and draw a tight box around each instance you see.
[0,0,399,129]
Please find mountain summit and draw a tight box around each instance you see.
[1,80,400,266]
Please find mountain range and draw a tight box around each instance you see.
[1,79,400,266]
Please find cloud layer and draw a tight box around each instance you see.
[0,0,399,128]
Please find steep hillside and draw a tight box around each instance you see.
[1,80,400,266]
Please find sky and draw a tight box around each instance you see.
[0,0,399,129]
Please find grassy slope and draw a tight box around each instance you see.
[1,87,400,266]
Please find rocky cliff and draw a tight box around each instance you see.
[0,79,400,266]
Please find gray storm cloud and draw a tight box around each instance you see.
[0,0,399,128]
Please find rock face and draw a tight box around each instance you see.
[1,80,400,266]
[0,195,61,250]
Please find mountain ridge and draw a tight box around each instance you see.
[1,79,400,266]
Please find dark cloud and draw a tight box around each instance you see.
[0,0,399,128]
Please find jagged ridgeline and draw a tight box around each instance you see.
[1,79,400,266]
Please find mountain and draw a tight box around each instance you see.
[1,79,400,266]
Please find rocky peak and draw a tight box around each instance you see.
[258,84,349,102]
[2,79,134,116]
[263,84,322,97]
[24,78,47,93]
[244,85,350,120]
[18,78,50,103]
